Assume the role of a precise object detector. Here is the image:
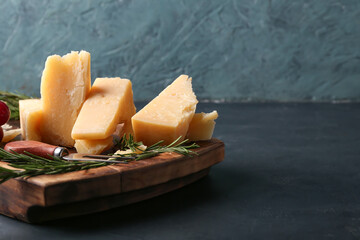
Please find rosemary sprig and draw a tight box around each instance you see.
[0,91,31,120]
[0,135,200,183]
[116,134,143,152]
[114,135,200,161]
[0,148,108,184]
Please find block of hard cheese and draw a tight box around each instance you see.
[40,50,91,147]
[74,137,113,155]
[71,77,136,140]
[19,99,43,141]
[131,75,198,146]
[74,123,125,154]
[186,111,218,141]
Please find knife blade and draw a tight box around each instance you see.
[4,140,129,164]
[63,153,132,163]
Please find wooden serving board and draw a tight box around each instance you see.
[0,138,224,223]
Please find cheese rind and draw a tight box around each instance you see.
[131,75,198,146]
[19,99,43,141]
[186,111,218,141]
[40,50,91,146]
[71,77,136,140]
[74,137,113,155]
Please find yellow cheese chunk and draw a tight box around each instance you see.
[74,123,125,154]
[131,75,198,146]
[40,50,91,146]
[1,128,22,143]
[74,137,113,155]
[19,99,43,141]
[72,77,136,140]
[186,111,218,141]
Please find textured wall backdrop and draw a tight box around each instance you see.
[0,0,359,101]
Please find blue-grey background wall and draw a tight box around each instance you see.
[0,0,359,102]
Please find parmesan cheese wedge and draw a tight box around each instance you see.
[40,50,91,146]
[73,124,126,155]
[74,137,113,155]
[186,111,218,141]
[19,99,43,141]
[131,75,198,146]
[71,77,136,140]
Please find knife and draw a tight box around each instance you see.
[3,140,131,164]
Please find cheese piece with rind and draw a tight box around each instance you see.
[71,77,136,140]
[73,124,125,155]
[131,75,198,146]
[74,137,113,155]
[40,50,91,147]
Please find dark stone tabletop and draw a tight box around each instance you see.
[1,102,359,240]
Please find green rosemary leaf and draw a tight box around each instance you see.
[113,135,199,161]
[146,140,163,150]
[0,134,200,184]
[0,148,110,183]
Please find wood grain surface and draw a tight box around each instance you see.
[0,138,224,223]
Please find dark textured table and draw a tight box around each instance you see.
[1,103,359,239]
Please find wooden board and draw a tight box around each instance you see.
[0,138,224,223]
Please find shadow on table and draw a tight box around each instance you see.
[40,166,255,231]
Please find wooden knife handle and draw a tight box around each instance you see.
[4,141,58,159]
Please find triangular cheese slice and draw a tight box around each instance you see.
[71,77,136,140]
[131,75,198,146]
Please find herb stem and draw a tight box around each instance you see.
[0,134,200,184]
